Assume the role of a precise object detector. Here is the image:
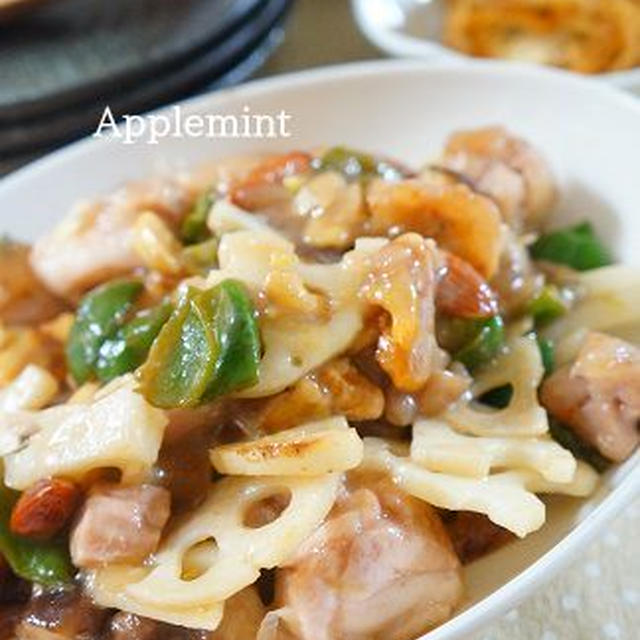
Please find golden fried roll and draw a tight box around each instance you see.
[444,0,640,74]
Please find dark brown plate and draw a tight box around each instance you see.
[0,0,291,160]
[0,0,264,121]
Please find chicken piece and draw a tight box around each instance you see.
[30,176,193,298]
[416,366,472,417]
[315,358,385,422]
[361,234,447,392]
[250,376,327,434]
[13,590,107,640]
[441,511,514,564]
[254,358,384,434]
[70,484,170,568]
[365,179,503,278]
[211,586,267,640]
[225,152,315,252]
[0,241,67,326]
[541,332,640,462]
[192,154,268,197]
[230,151,312,210]
[383,386,420,427]
[226,182,307,248]
[271,476,464,640]
[383,365,471,427]
[442,126,556,229]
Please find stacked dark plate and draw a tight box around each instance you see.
[0,0,292,173]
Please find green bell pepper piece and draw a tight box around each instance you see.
[139,280,261,408]
[530,221,612,271]
[180,190,214,245]
[182,237,219,275]
[138,295,215,408]
[66,279,144,384]
[453,316,505,371]
[0,485,73,587]
[138,296,215,408]
[317,146,407,182]
[528,285,568,326]
[537,336,555,375]
[95,301,173,383]
[201,279,261,400]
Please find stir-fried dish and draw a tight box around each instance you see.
[0,126,638,640]
[445,0,640,74]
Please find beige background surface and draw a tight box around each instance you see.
[262,1,640,639]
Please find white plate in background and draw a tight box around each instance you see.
[0,59,638,640]
[352,0,640,95]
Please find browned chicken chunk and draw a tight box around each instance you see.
[70,484,170,568]
[365,180,502,279]
[441,511,514,564]
[254,358,384,434]
[541,332,640,462]
[269,476,463,640]
[210,586,267,640]
[361,233,447,392]
[442,126,556,230]
[30,178,194,298]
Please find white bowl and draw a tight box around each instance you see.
[1,59,638,640]
[352,0,640,95]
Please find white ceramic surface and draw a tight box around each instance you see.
[0,59,638,640]
[352,0,640,95]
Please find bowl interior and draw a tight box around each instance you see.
[0,60,638,640]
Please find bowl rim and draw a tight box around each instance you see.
[351,0,640,91]
[0,57,639,640]
[3,56,640,190]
